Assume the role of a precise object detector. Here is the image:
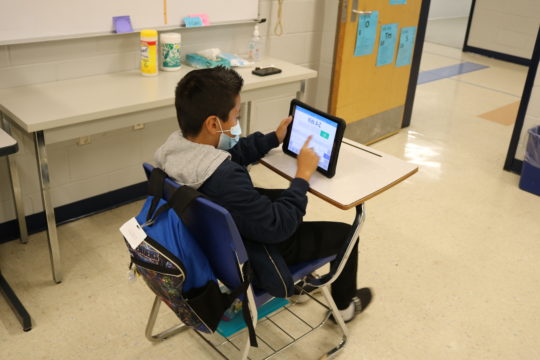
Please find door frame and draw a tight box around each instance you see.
[402,0,431,128]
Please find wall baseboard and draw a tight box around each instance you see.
[463,45,531,67]
[0,182,146,244]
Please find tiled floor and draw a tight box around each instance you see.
[1,41,539,359]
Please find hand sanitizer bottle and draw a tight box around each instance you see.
[248,24,262,61]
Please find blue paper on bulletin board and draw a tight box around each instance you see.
[396,27,416,67]
[376,24,398,66]
[390,0,407,4]
[354,11,379,57]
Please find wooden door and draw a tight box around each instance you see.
[330,0,424,144]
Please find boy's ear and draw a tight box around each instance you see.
[203,115,220,134]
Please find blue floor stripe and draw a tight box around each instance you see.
[418,62,489,84]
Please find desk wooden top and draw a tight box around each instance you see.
[0,58,317,133]
[260,138,418,209]
[0,128,18,156]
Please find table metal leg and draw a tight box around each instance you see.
[34,131,62,283]
[1,114,29,244]
[296,80,306,101]
[6,155,29,244]
[0,271,32,331]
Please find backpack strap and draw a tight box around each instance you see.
[145,186,202,227]
[167,186,203,224]
[227,262,258,348]
[146,168,168,222]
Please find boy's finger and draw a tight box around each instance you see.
[302,135,313,148]
[281,116,292,126]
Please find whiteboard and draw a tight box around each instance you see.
[0,0,259,44]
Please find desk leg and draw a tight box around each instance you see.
[329,203,365,283]
[244,101,252,135]
[0,271,32,331]
[34,131,62,284]
[296,80,306,101]
[7,155,29,244]
[306,203,366,288]
[1,114,29,244]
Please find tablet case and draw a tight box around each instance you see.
[282,99,346,178]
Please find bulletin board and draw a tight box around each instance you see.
[0,0,259,45]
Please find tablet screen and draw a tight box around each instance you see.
[287,104,338,171]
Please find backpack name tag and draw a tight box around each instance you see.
[120,217,147,249]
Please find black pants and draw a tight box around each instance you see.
[256,189,358,310]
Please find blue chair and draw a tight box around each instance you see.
[140,163,365,359]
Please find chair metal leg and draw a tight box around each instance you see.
[0,271,32,331]
[145,296,188,342]
[34,131,62,284]
[320,286,348,359]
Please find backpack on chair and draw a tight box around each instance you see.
[120,167,257,345]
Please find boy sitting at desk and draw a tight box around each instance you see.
[154,66,372,323]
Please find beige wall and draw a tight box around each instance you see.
[467,0,539,59]
[0,0,339,224]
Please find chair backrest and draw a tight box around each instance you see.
[143,163,248,290]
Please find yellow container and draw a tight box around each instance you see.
[140,29,158,76]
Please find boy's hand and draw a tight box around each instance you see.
[275,116,292,144]
[295,136,320,182]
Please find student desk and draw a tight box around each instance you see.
[260,138,417,342]
[0,58,317,284]
[0,128,32,331]
[260,138,418,210]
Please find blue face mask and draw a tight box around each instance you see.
[217,119,242,150]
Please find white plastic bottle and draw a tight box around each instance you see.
[160,32,182,71]
[248,24,262,61]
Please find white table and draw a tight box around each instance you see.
[0,58,317,283]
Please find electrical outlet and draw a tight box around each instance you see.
[133,123,145,130]
[77,136,91,146]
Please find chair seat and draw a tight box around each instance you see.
[252,255,335,307]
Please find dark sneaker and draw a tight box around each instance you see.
[330,287,373,324]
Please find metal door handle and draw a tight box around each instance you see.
[352,10,373,15]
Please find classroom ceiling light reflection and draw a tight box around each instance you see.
[404,132,442,170]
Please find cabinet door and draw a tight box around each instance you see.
[249,95,293,134]
[243,82,301,135]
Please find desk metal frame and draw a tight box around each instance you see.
[1,115,28,244]
[0,127,32,331]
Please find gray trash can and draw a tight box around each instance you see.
[519,125,540,196]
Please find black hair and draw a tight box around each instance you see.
[174,66,244,137]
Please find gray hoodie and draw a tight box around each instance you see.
[154,130,230,189]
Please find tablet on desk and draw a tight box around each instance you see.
[282,99,346,178]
